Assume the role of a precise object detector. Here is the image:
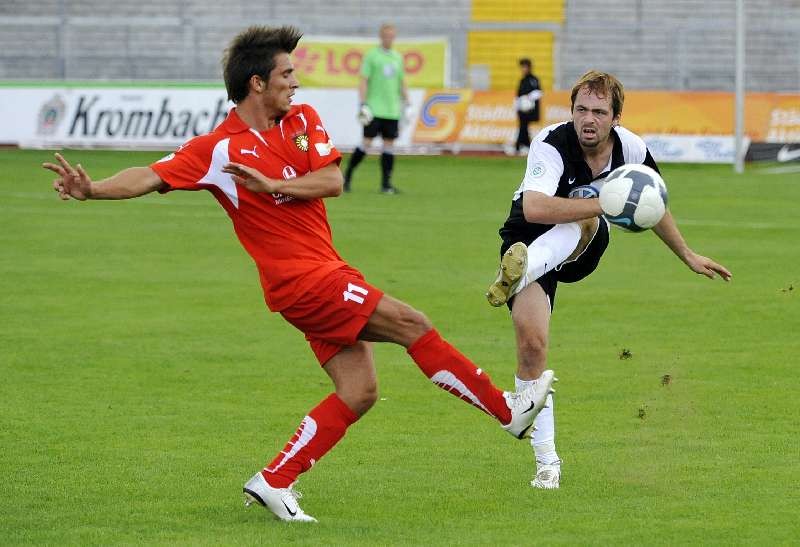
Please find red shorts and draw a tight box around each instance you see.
[280,265,383,366]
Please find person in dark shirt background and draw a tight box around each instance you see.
[514,58,542,155]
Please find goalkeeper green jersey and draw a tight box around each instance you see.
[361,47,404,120]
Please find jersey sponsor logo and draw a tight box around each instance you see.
[241,145,259,158]
[529,162,546,178]
[314,140,334,157]
[777,145,800,163]
[282,165,297,179]
[294,134,309,152]
[272,167,297,205]
[272,193,294,205]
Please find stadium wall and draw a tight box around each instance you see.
[0,0,798,93]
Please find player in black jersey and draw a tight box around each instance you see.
[486,70,732,489]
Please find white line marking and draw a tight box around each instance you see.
[756,164,800,175]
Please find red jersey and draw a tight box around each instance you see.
[150,105,346,311]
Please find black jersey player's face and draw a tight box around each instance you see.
[264,53,299,116]
[572,87,620,150]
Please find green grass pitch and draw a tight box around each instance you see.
[2,149,798,544]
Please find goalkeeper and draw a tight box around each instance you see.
[343,23,407,194]
[514,58,542,155]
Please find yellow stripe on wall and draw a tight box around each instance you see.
[472,0,564,23]
[468,31,554,91]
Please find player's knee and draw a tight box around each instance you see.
[518,333,548,364]
[354,379,379,414]
[351,389,378,416]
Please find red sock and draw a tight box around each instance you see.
[262,393,358,488]
[407,329,511,424]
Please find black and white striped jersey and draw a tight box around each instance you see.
[499,121,660,243]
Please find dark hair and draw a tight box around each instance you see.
[222,25,303,103]
[570,70,625,117]
[519,58,532,69]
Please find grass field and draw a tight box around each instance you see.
[2,149,798,545]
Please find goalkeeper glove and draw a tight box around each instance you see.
[357,103,374,126]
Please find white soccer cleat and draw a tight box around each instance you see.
[487,241,528,307]
[532,462,561,489]
[243,472,318,523]
[501,370,557,439]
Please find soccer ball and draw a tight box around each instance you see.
[598,164,668,232]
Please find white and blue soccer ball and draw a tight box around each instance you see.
[598,164,668,232]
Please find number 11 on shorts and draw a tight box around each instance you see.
[343,283,369,304]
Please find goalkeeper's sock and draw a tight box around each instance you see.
[344,147,366,187]
[380,151,394,189]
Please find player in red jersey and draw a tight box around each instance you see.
[43,26,556,523]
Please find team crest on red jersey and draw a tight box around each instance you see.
[294,133,309,152]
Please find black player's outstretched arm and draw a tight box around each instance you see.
[653,209,732,281]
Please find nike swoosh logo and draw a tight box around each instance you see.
[282,500,297,517]
[523,401,536,414]
[568,178,576,185]
[777,145,800,162]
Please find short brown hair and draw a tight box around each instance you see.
[570,70,625,117]
[222,26,302,103]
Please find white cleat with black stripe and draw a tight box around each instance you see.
[501,370,557,439]
[243,472,317,523]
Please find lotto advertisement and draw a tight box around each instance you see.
[290,38,449,88]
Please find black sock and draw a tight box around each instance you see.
[380,151,394,188]
[345,147,366,183]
